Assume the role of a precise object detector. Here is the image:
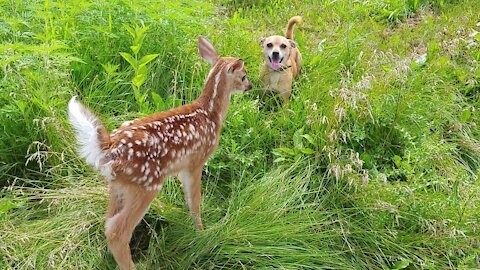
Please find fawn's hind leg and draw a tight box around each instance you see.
[105,183,160,270]
[106,183,124,218]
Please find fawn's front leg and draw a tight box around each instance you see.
[178,167,204,230]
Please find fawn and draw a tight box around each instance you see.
[68,36,252,270]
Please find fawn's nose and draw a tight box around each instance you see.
[246,82,253,91]
[272,51,280,58]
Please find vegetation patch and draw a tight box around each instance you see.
[1,0,479,269]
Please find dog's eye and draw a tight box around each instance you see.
[242,75,246,81]
[267,43,273,48]
[280,44,287,49]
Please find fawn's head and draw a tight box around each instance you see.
[198,36,252,94]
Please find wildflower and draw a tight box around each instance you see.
[468,29,479,38]
[415,53,427,65]
[305,117,312,126]
[321,116,329,125]
[345,164,353,173]
[329,164,342,180]
[328,129,337,143]
[362,170,369,185]
[379,173,387,184]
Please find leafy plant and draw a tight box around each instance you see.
[120,23,159,112]
[1,0,480,269]
[272,128,316,164]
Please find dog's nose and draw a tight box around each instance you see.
[272,51,279,58]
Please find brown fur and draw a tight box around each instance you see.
[69,37,252,270]
[260,16,302,102]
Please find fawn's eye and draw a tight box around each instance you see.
[280,43,287,49]
[267,43,273,48]
[242,75,246,81]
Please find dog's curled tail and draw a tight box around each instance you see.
[68,96,111,174]
[285,16,302,40]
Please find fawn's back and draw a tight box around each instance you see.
[106,103,219,190]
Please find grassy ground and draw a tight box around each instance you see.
[1,0,479,269]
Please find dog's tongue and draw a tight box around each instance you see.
[271,59,281,70]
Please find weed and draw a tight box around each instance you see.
[0,0,479,269]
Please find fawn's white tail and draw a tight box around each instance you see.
[68,96,109,172]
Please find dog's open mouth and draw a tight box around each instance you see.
[269,56,284,71]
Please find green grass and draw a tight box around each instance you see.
[1,0,479,269]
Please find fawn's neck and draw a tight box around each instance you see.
[196,61,232,124]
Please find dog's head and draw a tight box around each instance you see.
[260,35,296,71]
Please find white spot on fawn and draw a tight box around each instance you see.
[125,131,133,138]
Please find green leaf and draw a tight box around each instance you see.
[101,63,119,76]
[0,197,25,217]
[137,65,148,76]
[141,98,150,112]
[69,56,87,64]
[151,92,164,111]
[274,147,296,156]
[0,198,17,215]
[134,90,149,108]
[141,91,149,102]
[132,86,141,101]
[273,157,287,163]
[130,45,141,55]
[392,155,402,168]
[120,52,137,69]
[460,109,471,123]
[390,260,410,270]
[360,152,372,167]
[427,41,440,62]
[132,74,146,88]
[302,134,315,145]
[139,54,159,67]
[309,55,322,67]
[293,128,304,149]
[135,25,149,39]
[133,25,149,47]
[299,148,314,155]
[17,101,27,112]
[124,25,135,38]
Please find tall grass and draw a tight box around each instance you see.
[1,0,479,269]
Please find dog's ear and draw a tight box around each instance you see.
[198,36,219,65]
[228,59,244,73]
[259,37,265,46]
[289,39,297,48]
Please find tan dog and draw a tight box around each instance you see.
[260,16,302,102]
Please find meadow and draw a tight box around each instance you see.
[1,0,479,269]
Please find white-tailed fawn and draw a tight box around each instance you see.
[68,36,252,270]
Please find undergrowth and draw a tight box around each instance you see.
[1,0,479,269]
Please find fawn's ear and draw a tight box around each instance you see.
[198,36,219,65]
[228,59,244,73]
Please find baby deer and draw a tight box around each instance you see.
[68,36,252,270]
